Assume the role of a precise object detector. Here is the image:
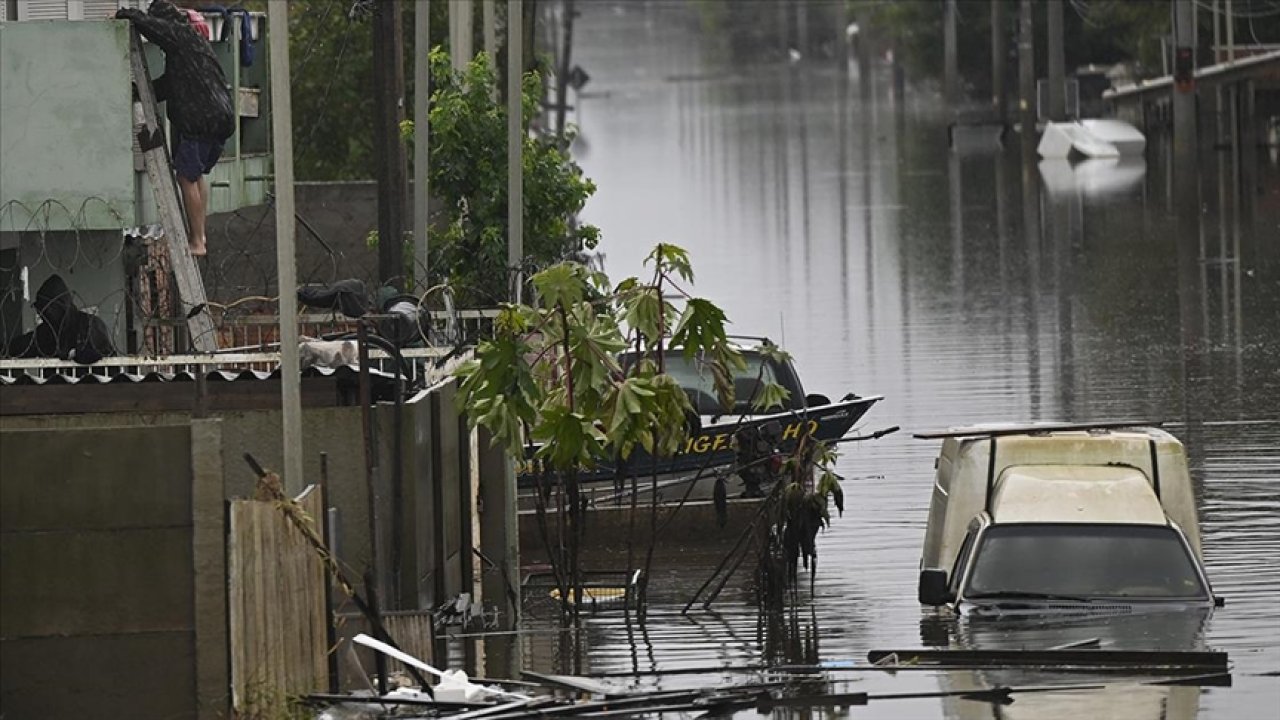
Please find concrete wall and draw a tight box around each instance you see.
[0,389,480,615]
[0,377,518,696]
[1,406,382,581]
[0,424,199,719]
[0,21,135,230]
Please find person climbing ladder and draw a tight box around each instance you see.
[115,0,234,256]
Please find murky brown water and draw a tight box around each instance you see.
[521,2,1280,717]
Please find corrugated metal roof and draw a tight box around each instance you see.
[0,365,392,387]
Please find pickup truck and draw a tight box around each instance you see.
[915,422,1221,614]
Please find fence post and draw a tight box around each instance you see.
[191,419,228,720]
[476,425,520,679]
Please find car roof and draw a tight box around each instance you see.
[991,464,1168,525]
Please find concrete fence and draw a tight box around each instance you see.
[0,373,519,717]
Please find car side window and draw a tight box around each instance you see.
[950,529,978,596]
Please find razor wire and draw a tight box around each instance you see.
[0,195,498,371]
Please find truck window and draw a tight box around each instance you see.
[964,524,1209,600]
[621,350,793,414]
[949,529,978,597]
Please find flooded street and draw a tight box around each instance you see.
[524,2,1280,717]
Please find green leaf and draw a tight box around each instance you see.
[531,263,586,308]
[751,381,791,413]
[670,298,731,357]
[644,243,694,283]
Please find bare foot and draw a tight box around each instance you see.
[189,239,207,257]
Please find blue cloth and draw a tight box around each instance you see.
[172,134,225,181]
[204,5,256,67]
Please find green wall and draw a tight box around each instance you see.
[0,21,136,231]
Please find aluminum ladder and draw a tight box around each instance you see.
[127,30,219,353]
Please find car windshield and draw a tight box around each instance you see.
[621,350,787,414]
[963,524,1209,601]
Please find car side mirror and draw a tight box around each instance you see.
[918,568,952,606]
[805,393,830,408]
[1214,595,1226,608]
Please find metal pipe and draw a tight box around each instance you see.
[1047,0,1066,120]
[1148,438,1162,499]
[413,0,431,293]
[508,0,524,303]
[985,437,998,513]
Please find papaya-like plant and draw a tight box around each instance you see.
[455,243,843,626]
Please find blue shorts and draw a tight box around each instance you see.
[173,135,224,182]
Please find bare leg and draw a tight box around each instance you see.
[179,176,207,256]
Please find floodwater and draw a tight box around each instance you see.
[521,2,1280,718]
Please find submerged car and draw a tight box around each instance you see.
[915,422,1221,615]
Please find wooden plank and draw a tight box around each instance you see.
[127,30,218,353]
[228,503,244,709]
[520,671,626,698]
[302,488,329,687]
[228,489,331,712]
[865,649,1229,670]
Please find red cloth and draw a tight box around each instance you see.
[184,9,212,41]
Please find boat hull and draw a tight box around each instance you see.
[517,395,882,499]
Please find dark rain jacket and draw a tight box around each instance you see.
[4,275,116,364]
[116,1,235,142]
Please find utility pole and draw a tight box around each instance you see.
[1018,0,1035,138]
[555,0,576,139]
[944,0,958,106]
[373,0,408,290]
[1047,0,1066,120]
[1173,0,1198,201]
[992,0,1007,122]
[508,0,524,303]
[450,0,473,72]
[413,1,430,294]
[268,0,302,493]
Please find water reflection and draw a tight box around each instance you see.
[1039,158,1147,199]
[538,3,1280,719]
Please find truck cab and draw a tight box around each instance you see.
[916,423,1220,614]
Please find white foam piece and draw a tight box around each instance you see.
[1080,119,1146,156]
[1037,122,1120,159]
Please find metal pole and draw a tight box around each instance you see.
[944,0,958,106]
[854,1,871,100]
[992,0,1007,121]
[1225,0,1234,62]
[373,0,408,291]
[508,0,524,303]
[268,0,303,494]
[1018,0,1036,137]
[1212,0,1221,64]
[483,0,497,64]
[555,0,576,138]
[450,0,473,72]
[1173,0,1198,198]
[1047,0,1065,120]
[413,1,430,294]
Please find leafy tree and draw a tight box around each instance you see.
[402,49,599,306]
